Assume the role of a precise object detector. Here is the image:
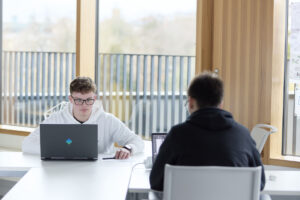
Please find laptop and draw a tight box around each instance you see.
[151,133,167,163]
[40,124,98,160]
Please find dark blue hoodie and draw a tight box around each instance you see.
[149,107,265,191]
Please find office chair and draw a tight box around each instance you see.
[163,164,262,200]
[43,101,68,120]
[250,124,277,153]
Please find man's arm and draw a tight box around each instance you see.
[109,114,144,155]
[22,114,59,154]
[22,127,41,154]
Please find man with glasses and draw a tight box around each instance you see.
[22,77,144,159]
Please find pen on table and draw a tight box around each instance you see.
[102,156,116,160]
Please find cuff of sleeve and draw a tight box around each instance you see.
[126,144,137,155]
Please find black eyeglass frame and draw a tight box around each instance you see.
[70,96,95,105]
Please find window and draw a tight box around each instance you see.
[283,0,300,156]
[96,0,197,139]
[1,0,76,127]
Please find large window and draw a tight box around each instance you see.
[0,0,197,139]
[97,0,197,139]
[284,0,300,156]
[1,0,76,127]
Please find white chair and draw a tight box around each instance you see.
[250,124,277,153]
[43,101,68,120]
[163,164,262,200]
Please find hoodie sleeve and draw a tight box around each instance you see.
[22,126,41,154]
[108,114,144,154]
[22,114,59,155]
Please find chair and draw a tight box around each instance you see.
[250,124,277,153]
[163,164,262,200]
[43,101,68,120]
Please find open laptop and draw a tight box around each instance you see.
[151,133,167,163]
[40,124,98,160]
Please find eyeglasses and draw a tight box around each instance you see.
[71,96,95,105]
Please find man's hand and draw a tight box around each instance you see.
[115,148,131,159]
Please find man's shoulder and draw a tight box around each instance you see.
[44,111,65,123]
[231,121,251,135]
[172,121,191,130]
[97,111,116,120]
[168,122,190,137]
[92,111,123,125]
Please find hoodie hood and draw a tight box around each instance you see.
[186,107,234,131]
[61,100,105,124]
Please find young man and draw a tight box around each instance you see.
[150,72,265,191]
[22,77,144,159]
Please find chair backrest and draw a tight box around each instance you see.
[250,124,277,153]
[163,164,262,200]
[43,101,68,120]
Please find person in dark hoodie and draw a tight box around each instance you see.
[149,72,266,193]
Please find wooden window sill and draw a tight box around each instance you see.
[0,125,34,136]
[268,156,300,168]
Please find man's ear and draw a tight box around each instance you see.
[218,100,224,109]
[189,97,195,110]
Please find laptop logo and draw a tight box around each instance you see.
[66,138,72,145]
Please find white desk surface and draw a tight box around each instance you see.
[128,166,151,193]
[262,170,300,196]
[0,142,152,200]
[1,141,300,199]
[3,165,132,200]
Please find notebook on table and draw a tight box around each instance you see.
[40,124,98,160]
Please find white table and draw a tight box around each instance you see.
[128,166,151,193]
[1,142,300,199]
[0,142,152,200]
[0,152,148,200]
[262,170,300,196]
[3,164,132,200]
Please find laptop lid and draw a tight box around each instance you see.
[151,133,167,163]
[40,124,98,160]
